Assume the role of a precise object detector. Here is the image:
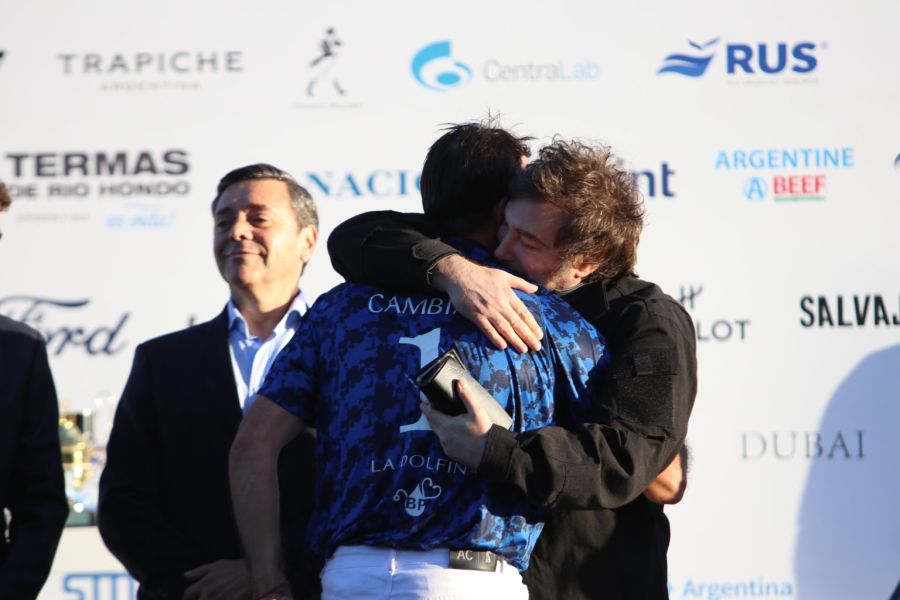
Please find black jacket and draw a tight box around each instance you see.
[97,310,319,599]
[328,211,697,600]
[0,315,68,599]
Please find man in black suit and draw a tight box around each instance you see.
[98,164,320,600]
[0,180,69,599]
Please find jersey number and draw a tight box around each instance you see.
[398,328,441,433]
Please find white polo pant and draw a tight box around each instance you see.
[321,545,530,600]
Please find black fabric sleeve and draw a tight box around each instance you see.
[97,346,201,598]
[0,338,68,598]
[327,210,459,293]
[479,297,697,510]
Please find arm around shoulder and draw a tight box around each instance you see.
[327,210,458,292]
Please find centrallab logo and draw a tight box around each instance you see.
[411,41,472,91]
[658,37,819,80]
[411,40,600,91]
[714,147,853,203]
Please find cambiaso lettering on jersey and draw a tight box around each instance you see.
[260,240,608,570]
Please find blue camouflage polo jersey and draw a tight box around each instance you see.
[259,239,608,570]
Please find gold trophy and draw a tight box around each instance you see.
[59,410,95,526]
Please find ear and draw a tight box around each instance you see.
[493,197,508,224]
[570,255,600,283]
[298,224,319,264]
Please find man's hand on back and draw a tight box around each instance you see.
[183,559,249,600]
[430,255,543,353]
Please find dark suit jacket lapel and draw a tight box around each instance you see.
[201,308,243,426]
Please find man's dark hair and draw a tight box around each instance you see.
[0,181,10,212]
[510,139,644,281]
[421,121,531,235]
[211,163,318,229]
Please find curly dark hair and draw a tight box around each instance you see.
[422,119,531,235]
[510,139,644,281]
[0,181,10,212]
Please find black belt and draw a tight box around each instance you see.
[448,549,502,572]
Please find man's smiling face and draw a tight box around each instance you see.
[213,179,313,295]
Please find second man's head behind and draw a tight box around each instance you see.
[421,122,644,292]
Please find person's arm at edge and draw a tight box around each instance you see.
[0,337,68,597]
[477,412,684,511]
[230,395,303,599]
[426,392,688,508]
[464,300,696,510]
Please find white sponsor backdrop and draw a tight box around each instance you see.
[1,1,899,599]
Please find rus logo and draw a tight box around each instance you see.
[657,37,719,77]
[658,38,818,77]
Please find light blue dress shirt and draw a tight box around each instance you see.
[226,292,308,414]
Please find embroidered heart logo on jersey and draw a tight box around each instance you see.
[393,477,443,517]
